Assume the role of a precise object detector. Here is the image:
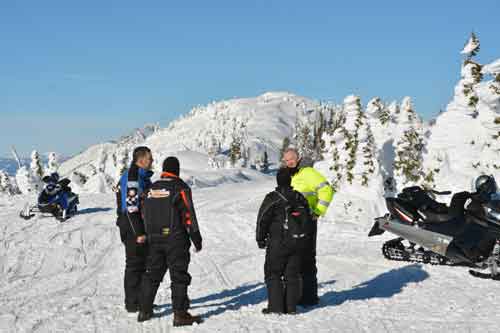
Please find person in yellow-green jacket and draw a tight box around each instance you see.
[282,147,334,306]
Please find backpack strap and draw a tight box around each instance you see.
[273,191,291,230]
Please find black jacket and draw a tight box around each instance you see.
[256,186,311,244]
[143,173,202,250]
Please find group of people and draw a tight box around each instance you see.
[114,146,333,326]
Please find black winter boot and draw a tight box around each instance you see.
[137,311,154,322]
[173,310,203,326]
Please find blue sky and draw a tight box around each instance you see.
[1,0,499,157]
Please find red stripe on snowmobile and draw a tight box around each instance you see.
[394,207,413,224]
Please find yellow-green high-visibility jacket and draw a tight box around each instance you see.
[291,167,334,216]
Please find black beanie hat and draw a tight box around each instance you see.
[276,168,291,187]
[163,156,180,176]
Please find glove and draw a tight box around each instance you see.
[191,231,203,252]
[257,240,266,249]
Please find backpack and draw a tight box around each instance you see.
[274,191,311,239]
[143,180,182,239]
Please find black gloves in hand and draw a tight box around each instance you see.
[191,231,203,252]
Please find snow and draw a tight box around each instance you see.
[2,175,500,332]
[482,59,500,75]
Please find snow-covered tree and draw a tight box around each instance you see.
[367,97,391,125]
[0,170,16,195]
[97,148,107,173]
[312,110,327,162]
[46,152,59,175]
[207,135,222,169]
[461,32,480,59]
[387,101,400,121]
[16,166,34,194]
[321,95,379,187]
[30,150,44,178]
[116,148,129,180]
[400,97,419,124]
[30,150,44,191]
[394,127,425,184]
[361,126,377,186]
[294,119,315,160]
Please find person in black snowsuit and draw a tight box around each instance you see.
[137,156,203,326]
[115,146,154,313]
[256,168,313,314]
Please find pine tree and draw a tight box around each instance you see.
[16,166,33,194]
[400,97,418,124]
[461,32,480,59]
[368,97,390,125]
[116,148,129,179]
[46,152,59,175]
[361,125,377,186]
[460,33,483,111]
[30,150,44,179]
[312,110,326,162]
[207,135,221,169]
[229,135,242,167]
[295,120,315,160]
[0,170,16,195]
[30,150,44,191]
[393,127,425,184]
[97,148,106,173]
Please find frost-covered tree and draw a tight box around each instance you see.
[46,152,59,175]
[207,135,222,169]
[400,97,419,124]
[387,101,400,122]
[16,166,34,194]
[295,119,315,160]
[228,135,242,167]
[116,148,129,179]
[461,32,480,60]
[367,97,391,125]
[30,150,44,191]
[97,148,107,173]
[393,127,425,184]
[312,111,327,162]
[322,95,379,187]
[361,126,377,186]
[30,150,44,179]
[0,170,16,195]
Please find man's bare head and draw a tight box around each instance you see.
[282,147,300,169]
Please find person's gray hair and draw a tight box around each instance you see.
[283,146,300,158]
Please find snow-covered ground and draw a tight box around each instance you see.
[2,174,500,333]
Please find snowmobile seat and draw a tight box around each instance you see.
[420,192,472,224]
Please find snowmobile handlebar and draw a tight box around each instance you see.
[429,190,452,196]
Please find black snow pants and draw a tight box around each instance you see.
[117,214,147,309]
[300,218,318,304]
[140,238,192,314]
[264,239,304,313]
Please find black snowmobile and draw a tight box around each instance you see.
[20,173,79,222]
[368,175,500,280]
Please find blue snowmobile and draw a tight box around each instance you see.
[20,173,79,222]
